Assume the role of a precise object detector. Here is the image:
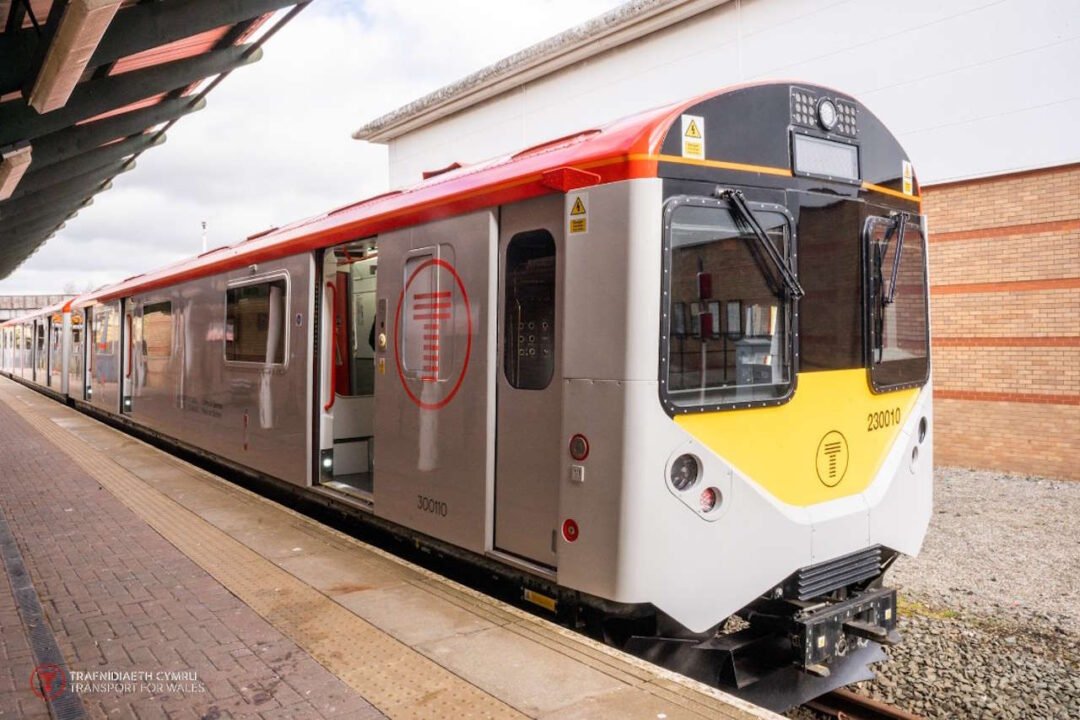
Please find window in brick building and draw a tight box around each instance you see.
[865,213,929,391]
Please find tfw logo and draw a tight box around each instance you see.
[30,663,68,701]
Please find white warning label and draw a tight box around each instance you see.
[567,192,588,235]
[902,160,914,196]
[681,114,705,160]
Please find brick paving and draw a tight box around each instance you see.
[0,534,50,720]
[0,392,386,720]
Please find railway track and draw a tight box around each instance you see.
[805,688,925,720]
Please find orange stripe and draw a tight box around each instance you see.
[861,180,921,202]
[931,219,1080,243]
[649,153,794,178]
[931,278,1080,295]
[645,154,922,202]
[934,336,1080,348]
[937,390,1080,406]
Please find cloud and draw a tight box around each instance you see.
[0,0,623,294]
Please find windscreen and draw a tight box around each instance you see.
[865,214,930,390]
[661,198,794,412]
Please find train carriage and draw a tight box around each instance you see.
[0,81,932,711]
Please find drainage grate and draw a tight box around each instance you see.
[0,506,86,720]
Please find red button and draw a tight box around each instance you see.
[568,434,589,461]
[562,519,579,543]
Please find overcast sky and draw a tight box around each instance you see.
[0,0,624,295]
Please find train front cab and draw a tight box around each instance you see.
[535,84,933,709]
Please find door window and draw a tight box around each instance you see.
[503,230,556,390]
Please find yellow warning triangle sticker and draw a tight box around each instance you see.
[684,119,702,139]
[570,197,587,216]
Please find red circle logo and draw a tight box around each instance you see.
[393,258,472,410]
[562,519,580,543]
[30,664,67,701]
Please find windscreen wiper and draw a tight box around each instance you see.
[717,189,805,300]
[883,213,908,305]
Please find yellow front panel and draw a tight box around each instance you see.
[675,369,920,507]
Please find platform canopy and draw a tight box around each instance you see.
[0,0,308,280]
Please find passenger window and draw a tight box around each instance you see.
[401,251,451,381]
[504,230,556,390]
[94,306,118,356]
[142,302,173,358]
[225,279,288,365]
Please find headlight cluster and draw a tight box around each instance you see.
[669,453,722,515]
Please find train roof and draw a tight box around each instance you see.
[74,86,701,305]
[0,296,72,326]
[14,80,917,311]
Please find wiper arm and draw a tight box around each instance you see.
[884,213,907,305]
[718,189,805,300]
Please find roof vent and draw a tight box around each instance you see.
[246,227,279,242]
[512,129,601,161]
[422,162,462,180]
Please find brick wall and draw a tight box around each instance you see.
[922,163,1080,479]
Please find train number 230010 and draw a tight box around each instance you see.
[867,407,902,432]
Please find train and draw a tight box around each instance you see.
[0,81,933,711]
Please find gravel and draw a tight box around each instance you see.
[786,466,1080,720]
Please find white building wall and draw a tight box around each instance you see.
[387,0,1080,187]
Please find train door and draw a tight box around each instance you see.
[48,316,63,388]
[84,311,94,401]
[494,195,564,568]
[121,300,137,413]
[317,239,378,498]
[69,310,85,399]
[373,210,496,554]
[14,325,23,378]
[34,319,46,384]
[90,301,122,412]
[21,323,31,380]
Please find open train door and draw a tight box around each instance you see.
[317,240,378,499]
[494,195,564,568]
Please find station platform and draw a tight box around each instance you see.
[0,377,780,720]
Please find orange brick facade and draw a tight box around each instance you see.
[922,163,1080,479]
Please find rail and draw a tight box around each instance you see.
[805,688,924,720]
